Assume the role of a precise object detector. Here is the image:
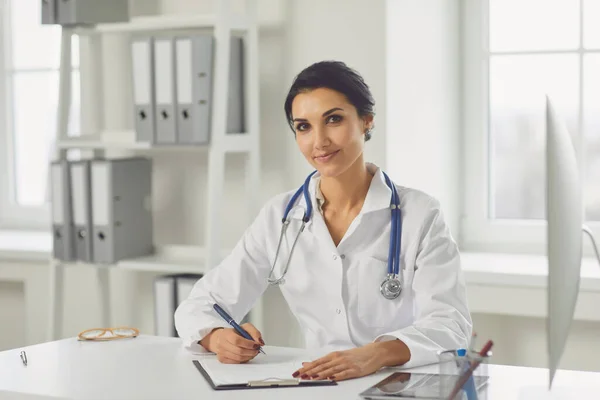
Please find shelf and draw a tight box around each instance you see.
[46,246,233,275]
[56,132,252,153]
[72,14,251,35]
[0,230,52,262]
[73,14,218,35]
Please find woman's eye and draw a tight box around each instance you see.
[327,115,342,124]
[296,123,309,132]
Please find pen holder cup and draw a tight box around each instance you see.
[437,350,491,400]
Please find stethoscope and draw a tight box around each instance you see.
[267,170,403,300]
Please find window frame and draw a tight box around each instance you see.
[460,0,600,254]
[0,1,80,230]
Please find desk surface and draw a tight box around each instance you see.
[1,335,599,400]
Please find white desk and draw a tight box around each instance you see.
[1,336,599,400]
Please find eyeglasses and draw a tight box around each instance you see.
[77,327,140,341]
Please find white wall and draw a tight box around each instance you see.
[386,0,461,234]
[284,0,388,185]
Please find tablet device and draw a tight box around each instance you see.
[359,371,489,399]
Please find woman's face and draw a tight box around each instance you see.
[291,87,373,178]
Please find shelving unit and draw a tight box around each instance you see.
[48,0,262,341]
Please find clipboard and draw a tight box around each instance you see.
[193,360,338,390]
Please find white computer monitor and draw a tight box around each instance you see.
[545,95,583,387]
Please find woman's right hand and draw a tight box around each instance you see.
[200,323,265,364]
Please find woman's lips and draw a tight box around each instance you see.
[314,150,340,163]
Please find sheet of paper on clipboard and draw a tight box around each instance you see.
[193,346,337,390]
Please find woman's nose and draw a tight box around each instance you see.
[313,126,330,148]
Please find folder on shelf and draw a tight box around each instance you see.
[226,36,244,134]
[91,158,153,264]
[50,160,76,262]
[131,37,157,143]
[193,347,337,390]
[70,160,94,262]
[50,160,75,261]
[56,0,129,26]
[153,37,177,144]
[154,275,177,337]
[174,35,213,145]
[41,0,57,25]
[154,273,202,337]
[173,35,244,144]
[175,273,202,305]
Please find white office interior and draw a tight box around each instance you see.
[1,0,599,383]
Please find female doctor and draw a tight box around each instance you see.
[174,61,472,381]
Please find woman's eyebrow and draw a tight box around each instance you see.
[322,107,343,117]
[292,107,344,122]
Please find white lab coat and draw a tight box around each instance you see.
[174,165,472,368]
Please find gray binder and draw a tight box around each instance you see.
[174,35,244,145]
[91,158,153,264]
[154,38,177,144]
[57,0,129,26]
[41,0,57,24]
[226,36,244,134]
[50,161,75,261]
[175,35,213,144]
[131,37,156,143]
[70,160,94,262]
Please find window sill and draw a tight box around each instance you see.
[461,252,600,291]
[461,252,600,321]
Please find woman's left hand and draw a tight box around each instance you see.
[291,340,410,382]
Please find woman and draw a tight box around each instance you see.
[175,61,472,382]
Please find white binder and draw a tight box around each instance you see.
[154,38,177,144]
[131,37,156,143]
[50,161,75,261]
[153,275,177,337]
[70,160,93,262]
[153,274,202,337]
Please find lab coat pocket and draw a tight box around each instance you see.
[356,256,411,330]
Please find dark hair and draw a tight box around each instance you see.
[284,61,376,141]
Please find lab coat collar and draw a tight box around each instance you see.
[289,163,393,226]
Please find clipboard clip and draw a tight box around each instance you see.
[248,377,301,387]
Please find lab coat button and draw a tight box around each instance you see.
[336,308,341,314]
[340,254,346,259]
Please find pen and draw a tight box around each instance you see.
[447,340,493,400]
[20,351,27,366]
[211,302,266,355]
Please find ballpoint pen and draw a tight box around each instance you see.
[20,351,27,366]
[211,301,266,355]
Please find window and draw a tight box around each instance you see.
[0,0,80,229]
[462,0,600,251]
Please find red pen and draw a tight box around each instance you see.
[447,340,493,400]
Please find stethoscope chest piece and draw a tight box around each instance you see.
[380,274,402,300]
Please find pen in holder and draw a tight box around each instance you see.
[438,349,491,400]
